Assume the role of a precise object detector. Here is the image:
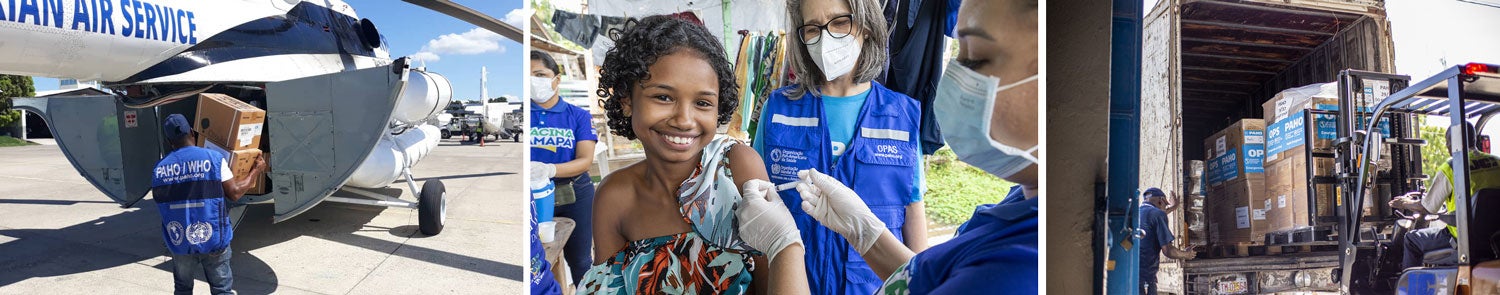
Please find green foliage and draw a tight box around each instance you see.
[0,75,35,128]
[0,136,33,147]
[923,148,1015,226]
[530,0,587,52]
[1420,125,1450,178]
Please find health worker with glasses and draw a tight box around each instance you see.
[737,0,1040,293]
[749,0,928,294]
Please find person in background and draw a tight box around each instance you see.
[738,0,1039,293]
[153,114,265,295]
[528,49,600,284]
[752,0,928,293]
[1139,188,1197,295]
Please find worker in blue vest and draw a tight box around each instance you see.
[528,50,600,284]
[152,114,264,295]
[752,0,927,293]
[740,0,1039,293]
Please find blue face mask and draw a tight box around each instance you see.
[933,60,1038,179]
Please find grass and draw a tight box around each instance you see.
[0,136,34,147]
[923,148,1015,227]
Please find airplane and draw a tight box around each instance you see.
[0,0,524,236]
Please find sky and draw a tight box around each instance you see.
[32,0,527,103]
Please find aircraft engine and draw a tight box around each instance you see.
[393,70,453,124]
[346,125,442,188]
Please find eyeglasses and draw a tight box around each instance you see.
[797,15,854,45]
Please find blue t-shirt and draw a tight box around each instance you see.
[752,88,926,203]
[1138,203,1175,283]
[901,185,1037,294]
[531,101,598,165]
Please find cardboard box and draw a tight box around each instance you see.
[1203,119,1266,188]
[206,141,268,195]
[1207,175,1268,245]
[1262,150,1336,232]
[195,93,265,151]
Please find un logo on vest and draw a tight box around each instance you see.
[167,221,185,245]
[769,149,785,163]
[187,221,214,245]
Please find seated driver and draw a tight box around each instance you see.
[1389,122,1500,268]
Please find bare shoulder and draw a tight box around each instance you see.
[595,164,643,212]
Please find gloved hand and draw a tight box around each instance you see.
[530,162,556,183]
[796,169,885,255]
[735,179,802,262]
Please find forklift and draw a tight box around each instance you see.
[1336,62,1500,294]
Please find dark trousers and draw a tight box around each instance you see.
[172,245,234,295]
[1404,226,1456,269]
[554,172,596,283]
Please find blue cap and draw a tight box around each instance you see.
[1143,187,1166,198]
[163,114,192,141]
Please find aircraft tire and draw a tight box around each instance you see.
[419,180,447,235]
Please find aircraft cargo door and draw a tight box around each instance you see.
[262,64,407,222]
[11,96,163,207]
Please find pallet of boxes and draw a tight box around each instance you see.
[1260,83,1381,245]
[1204,118,1269,257]
[195,93,269,195]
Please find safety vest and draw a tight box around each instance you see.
[151,146,233,255]
[1437,150,1500,237]
[759,82,921,295]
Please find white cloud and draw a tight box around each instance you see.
[409,27,506,62]
[503,8,529,27]
[410,51,441,62]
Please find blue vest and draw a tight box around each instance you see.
[759,82,921,295]
[151,146,233,255]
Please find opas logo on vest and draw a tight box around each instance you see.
[872,144,904,160]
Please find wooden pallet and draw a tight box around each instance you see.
[1206,242,1339,258]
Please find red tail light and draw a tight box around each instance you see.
[1464,63,1497,75]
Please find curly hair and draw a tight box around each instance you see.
[597,15,739,140]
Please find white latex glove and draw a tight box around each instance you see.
[530,162,556,183]
[796,169,885,255]
[735,179,803,262]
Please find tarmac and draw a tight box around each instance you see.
[0,137,528,294]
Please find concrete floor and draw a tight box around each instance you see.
[0,137,528,294]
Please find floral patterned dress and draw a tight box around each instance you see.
[578,136,761,294]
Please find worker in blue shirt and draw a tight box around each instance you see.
[1138,188,1197,295]
[753,0,929,293]
[528,50,599,284]
[737,0,1039,293]
[153,114,264,295]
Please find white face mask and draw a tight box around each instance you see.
[934,60,1039,179]
[807,29,860,81]
[530,76,556,104]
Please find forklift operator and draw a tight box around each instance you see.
[1389,122,1500,269]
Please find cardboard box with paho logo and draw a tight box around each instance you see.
[1261,82,1387,233]
[1202,119,1266,188]
[1202,119,1269,244]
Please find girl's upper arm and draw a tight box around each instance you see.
[591,175,628,262]
[726,143,770,188]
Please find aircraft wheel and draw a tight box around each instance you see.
[418,180,447,235]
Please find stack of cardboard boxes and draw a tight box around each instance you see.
[195,93,268,194]
[1204,119,1268,245]
[1259,82,1383,236]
